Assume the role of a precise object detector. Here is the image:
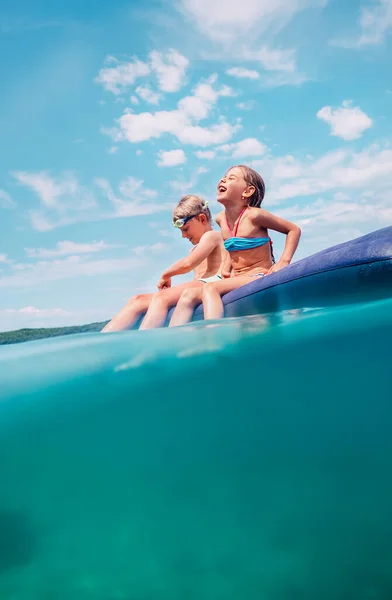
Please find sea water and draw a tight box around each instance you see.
[0,299,391,600]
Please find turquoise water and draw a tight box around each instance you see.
[0,299,391,599]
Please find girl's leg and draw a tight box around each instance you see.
[169,287,204,327]
[101,293,153,332]
[139,281,203,330]
[202,276,253,320]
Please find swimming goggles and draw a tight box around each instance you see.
[172,201,209,229]
[172,213,199,228]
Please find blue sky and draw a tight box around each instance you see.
[0,0,391,331]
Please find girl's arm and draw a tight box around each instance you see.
[157,231,220,290]
[221,249,233,278]
[215,212,232,278]
[254,209,301,273]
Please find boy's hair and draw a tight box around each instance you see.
[228,165,265,208]
[172,194,212,224]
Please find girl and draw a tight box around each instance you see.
[101,195,226,332]
[169,165,301,326]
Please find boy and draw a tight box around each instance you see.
[102,195,226,332]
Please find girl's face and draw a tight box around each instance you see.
[216,167,252,205]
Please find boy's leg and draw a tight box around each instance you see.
[101,293,154,332]
[139,280,204,330]
[202,275,253,320]
[169,287,204,327]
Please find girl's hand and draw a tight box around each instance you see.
[267,259,290,275]
[157,276,171,290]
[221,270,232,279]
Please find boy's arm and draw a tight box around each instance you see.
[157,231,220,290]
[253,209,301,273]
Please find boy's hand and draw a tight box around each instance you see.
[157,275,171,290]
[267,259,289,275]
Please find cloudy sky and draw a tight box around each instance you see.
[0,0,391,331]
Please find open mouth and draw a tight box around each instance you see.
[218,185,227,193]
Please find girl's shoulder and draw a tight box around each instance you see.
[247,206,270,221]
[215,210,225,225]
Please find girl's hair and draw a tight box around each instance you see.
[172,194,212,224]
[228,164,265,208]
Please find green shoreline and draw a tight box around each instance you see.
[0,321,109,345]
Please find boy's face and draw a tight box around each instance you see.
[180,215,208,245]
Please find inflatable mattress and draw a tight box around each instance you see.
[167,226,392,322]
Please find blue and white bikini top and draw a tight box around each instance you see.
[223,207,273,253]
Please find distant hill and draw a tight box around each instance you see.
[0,321,109,345]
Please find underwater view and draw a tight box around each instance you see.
[1,298,391,599]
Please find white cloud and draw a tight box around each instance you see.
[109,146,118,154]
[236,101,256,111]
[260,70,309,88]
[96,49,189,97]
[106,76,239,147]
[254,143,392,205]
[0,254,9,263]
[276,195,392,248]
[13,171,170,231]
[178,0,326,45]
[135,84,162,105]
[218,137,268,157]
[133,242,168,256]
[226,67,260,79]
[149,49,189,92]
[169,178,196,193]
[168,162,210,192]
[195,150,216,159]
[331,0,392,47]
[177,0,323,88]
[157,149,187,167]
[0,189,15,208]
[29,212,57,232]
[317,101,373,140]
[25,240,120,259]
[177,121,239,147]
[241,45,297,73]
[248,143,392,258]
[12,171,98,231]
[13,171,60,208]
[209,48,307,88]
[4,306,71,317]
[13,170,96,210]
[269,155,303,180]
[148,223,174,239]
[95,178,172,218]
[95,56,150,95]
[117,176,157,199]
[0,254,147,289]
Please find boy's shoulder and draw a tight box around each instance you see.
[200,229,221,243]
